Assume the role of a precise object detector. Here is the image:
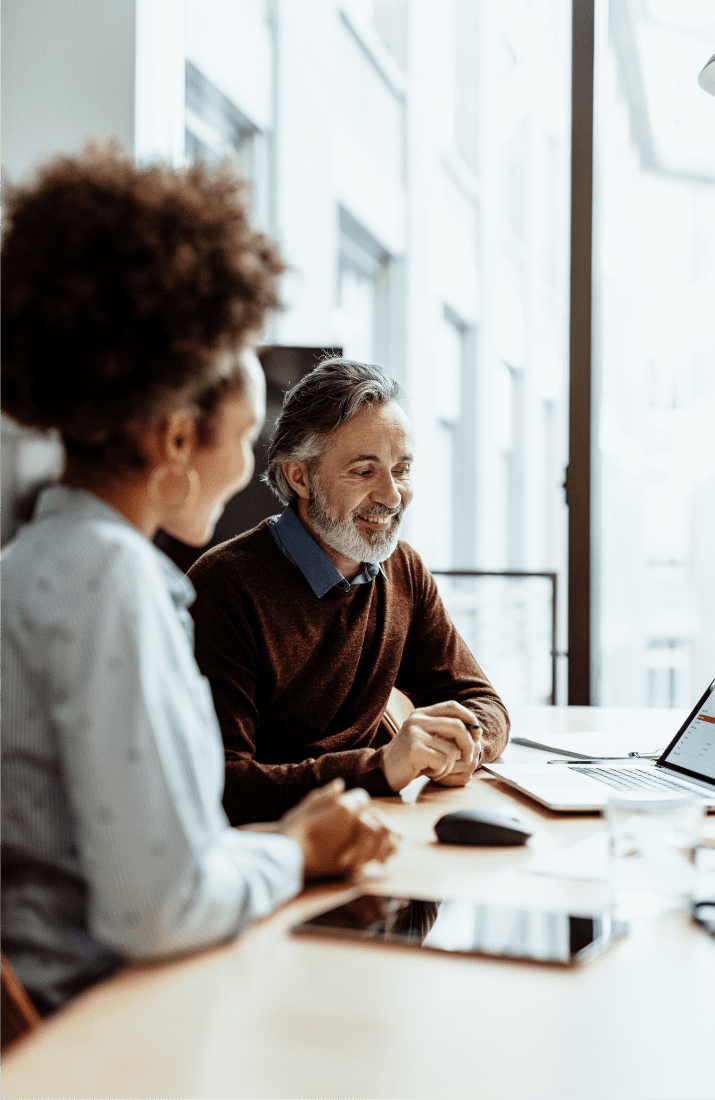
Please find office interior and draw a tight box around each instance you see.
[3,0,713,715]
[2,2,715,1096]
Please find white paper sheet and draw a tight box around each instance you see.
[509,730,668,760]
[525,832,610,882]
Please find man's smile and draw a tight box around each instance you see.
[356,514,394,526]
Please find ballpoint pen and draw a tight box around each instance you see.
[547,753,662,764]
[465,721,482,767]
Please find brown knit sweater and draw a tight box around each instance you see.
[189,521,509,824]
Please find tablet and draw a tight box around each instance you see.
[292,893,628,966]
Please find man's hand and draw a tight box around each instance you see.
[382,700,482,791]
[276,778,400,879]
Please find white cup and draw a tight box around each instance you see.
[606,793,703,921]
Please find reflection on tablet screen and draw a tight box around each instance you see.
[293,894,627,966]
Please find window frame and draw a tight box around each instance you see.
[567,0,597,703]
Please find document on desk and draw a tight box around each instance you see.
[525,833,609,882]
[508,730,665,761]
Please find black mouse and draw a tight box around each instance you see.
[434,808,533,847]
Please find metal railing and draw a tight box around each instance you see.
[430,570,559,706]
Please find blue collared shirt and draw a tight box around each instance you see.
[267,505,386,597]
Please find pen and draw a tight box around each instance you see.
[510,737,663,761]
[510,737,594,758]
[547,754,662,764]
[465,721,482,766]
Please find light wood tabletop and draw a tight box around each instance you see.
[4,707,714,1100]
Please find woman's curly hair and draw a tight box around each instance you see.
[1,142,284,471]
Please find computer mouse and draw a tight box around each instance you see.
[434,808,533,847]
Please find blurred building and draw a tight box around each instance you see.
[597,0,715,706]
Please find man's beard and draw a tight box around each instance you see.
[307,470,403,564]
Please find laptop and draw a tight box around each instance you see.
[483,678,715,812]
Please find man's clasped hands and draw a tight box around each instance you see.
[267,700,483,878]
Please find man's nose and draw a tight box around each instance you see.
[370,470,403,509]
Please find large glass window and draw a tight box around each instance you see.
[432,310,466,569]
[337,208,391,363]
[337,9,406,183]
[146,0,572,705]
[472,0,571,700]
[185,60,270,230]
[595,0,715,706]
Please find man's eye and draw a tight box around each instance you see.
[395,466,411,477]
[355,468,372,477]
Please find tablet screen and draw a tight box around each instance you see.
[293,894,627,966]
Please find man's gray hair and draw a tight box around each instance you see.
[263,357,403,505]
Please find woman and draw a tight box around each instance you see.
[1,145,397,1016]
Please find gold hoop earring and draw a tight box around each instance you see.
[148,465,201,514]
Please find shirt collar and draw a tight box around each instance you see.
[268,504,386,598]
[35,485,196,614]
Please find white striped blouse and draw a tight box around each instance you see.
[1,485,302,1013]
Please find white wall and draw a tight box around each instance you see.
[2,0,137,543]
[2,0,137,181]
[135,0,186,165]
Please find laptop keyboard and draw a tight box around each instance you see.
[572,766,695,794]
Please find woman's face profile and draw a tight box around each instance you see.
[163,350,266,547]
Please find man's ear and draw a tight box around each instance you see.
[282,459,311,500]
[162,409,199,467]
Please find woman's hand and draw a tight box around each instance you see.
[276,778,400,879]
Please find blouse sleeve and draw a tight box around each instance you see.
[49,538,303,959]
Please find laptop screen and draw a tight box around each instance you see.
[660,678,715,783]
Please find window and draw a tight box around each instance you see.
[337,14,405,183]
[433,310,468,568]
[506,121,528,246]
[545,134,561,289]
[595,0,715,705]
[492,361,526,568]
[454,0,481,174]
[185,61,269,229]
[337,208,391,364]
[372,0,407,70]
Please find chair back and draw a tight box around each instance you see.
[380,687,415,737]
[1,953,40,1051]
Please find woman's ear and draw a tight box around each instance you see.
[282,460,311,500]
[162,409,199,466]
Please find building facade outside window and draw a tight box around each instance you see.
[596,0,715,707]
[337,208,391,365]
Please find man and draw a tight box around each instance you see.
[190,358,509,824]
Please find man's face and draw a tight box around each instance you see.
[306,400,413,565]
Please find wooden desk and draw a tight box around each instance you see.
[4,708,714,1100]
